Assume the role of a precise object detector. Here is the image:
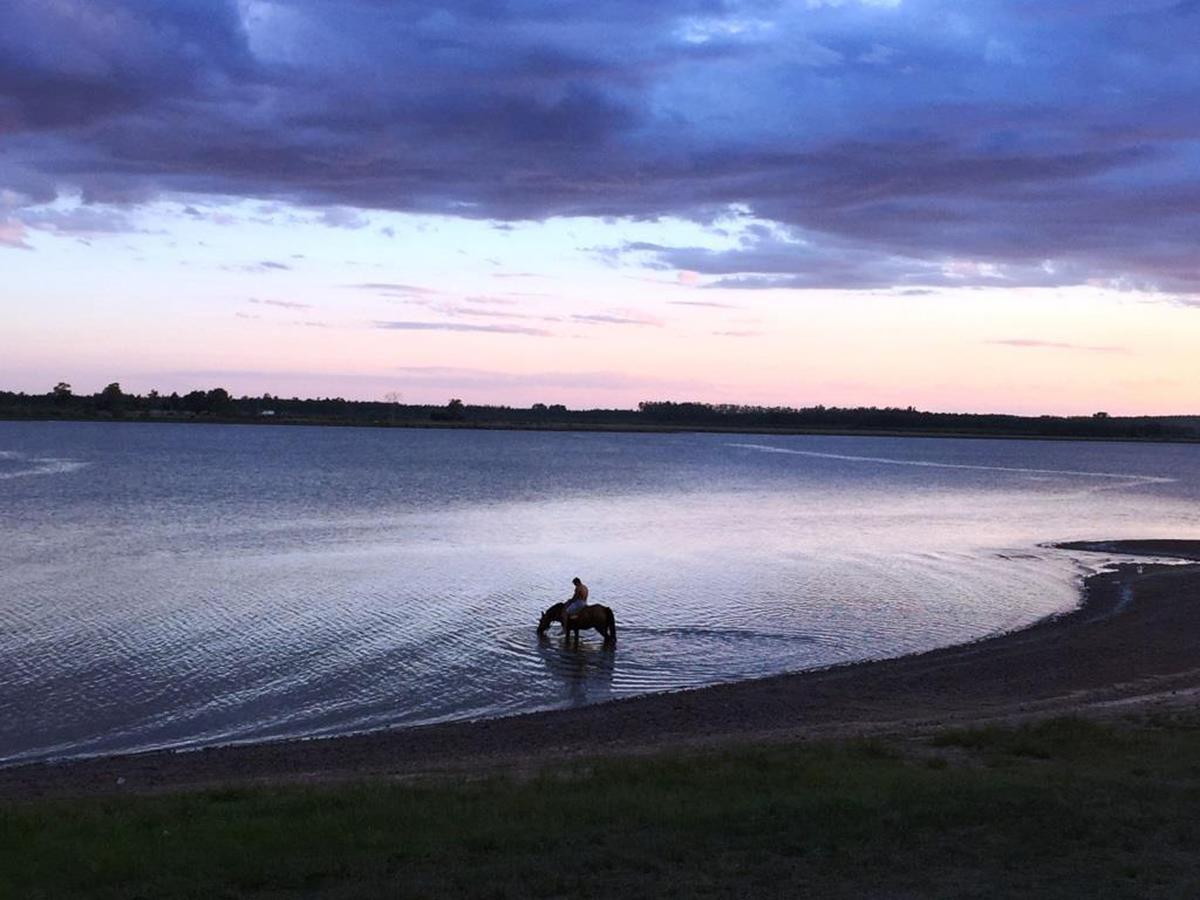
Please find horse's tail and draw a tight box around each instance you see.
[605,606,617,642]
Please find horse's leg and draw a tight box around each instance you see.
[604,608,617,645]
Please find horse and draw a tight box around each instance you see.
[537,602,617,646]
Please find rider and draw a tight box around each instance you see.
[564,577,588,624]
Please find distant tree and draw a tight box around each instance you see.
[182,389,209,413]
[98,382,126,415]
[446,397,465,421]
[531,402,547,412]
[206,387,233,413]
[1093,411,1110,419]
[384,390,403,423]
[52,382,72,406]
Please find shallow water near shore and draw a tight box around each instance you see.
[1,421,1198,764]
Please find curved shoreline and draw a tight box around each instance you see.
[5,539,1200,800]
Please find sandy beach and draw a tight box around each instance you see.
[4,538,1199,801]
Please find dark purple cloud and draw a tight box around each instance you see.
[1,0,1198,293]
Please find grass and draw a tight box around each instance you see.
[5,717,1200,898]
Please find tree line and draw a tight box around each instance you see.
[0,383,1195,440]
[635,401,1194,440]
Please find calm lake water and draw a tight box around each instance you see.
[2,421,1198,764]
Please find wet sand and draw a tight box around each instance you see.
[4,539,1200,800]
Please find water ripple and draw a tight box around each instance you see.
[4,423,1196,764]
[0,448,90,480]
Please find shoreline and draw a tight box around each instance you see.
[5,538,1200,800]
[3,413,1198,445]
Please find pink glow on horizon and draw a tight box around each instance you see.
[2,202,1198,417]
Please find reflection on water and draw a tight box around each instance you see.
[1,420,1198,764]
[534,633,617,706]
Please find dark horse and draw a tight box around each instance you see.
[537,602,617,646]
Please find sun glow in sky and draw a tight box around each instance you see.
[2,0,1198,414]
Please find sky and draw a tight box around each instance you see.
[1,0,1198,415]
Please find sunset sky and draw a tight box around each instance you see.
[2,0,1198,414]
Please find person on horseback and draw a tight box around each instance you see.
[537,578,615,645]
[564,576,588,627]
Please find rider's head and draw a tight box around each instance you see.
[572,577,581,585]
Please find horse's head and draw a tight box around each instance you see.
[537,602,564,635]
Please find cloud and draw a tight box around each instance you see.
[420,301,562,323]
[227,260,292,273]
[572,309,663,326]
[1,0,1199,294]
[453,307,561,323]
[391,366,711,393]
[318,207,369,229]
[350,283,440,295]
[373,320,552,336]
[463,295,520,306]
[611,226,1119,292]
[668,299,739,309]
[987,339,1129,353]
[249,298,312,310]
[16,204,142,236]
[0,219,32,249]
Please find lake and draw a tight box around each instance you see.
[1,421,1197,764]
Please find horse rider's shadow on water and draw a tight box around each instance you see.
[535,631,616,705]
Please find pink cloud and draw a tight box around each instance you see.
[0,220,32,249]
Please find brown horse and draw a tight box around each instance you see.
[537,602,617,646]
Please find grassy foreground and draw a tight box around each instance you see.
[4,717,1200,898]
